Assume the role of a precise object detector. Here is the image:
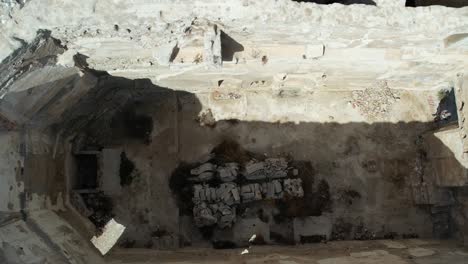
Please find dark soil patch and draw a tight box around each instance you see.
[82,192,114,230]
[383,232,398,239]
[331,218,353,240]
[270,231,294,245]
[338,189,361,206]
[402,233,419,239]
[275,161,330,218]
[300,235,326,244]
[257,208,270,223]
[169,162,197,215]
[210,140,257,166]
[353,221,376,240]
[212,240,237,249]
[120,152,135,186]
[200,226,215,240]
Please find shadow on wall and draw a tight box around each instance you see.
[406,0,468,7]
[51,74,467,246]
[292,0,376,5]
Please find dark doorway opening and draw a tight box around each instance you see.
[75,154,98,189]
[406,0,468,7]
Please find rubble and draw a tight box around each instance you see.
[351,81,400,120]
[211,203,236,228]
[244,161,266,180]
[261,180,284,200]
[193,202,217,227]
[240,183,263,202]
[188,154,303,233]
[264,158,289,179]
[217,163,239,182]
[189,163,216,182]
[284,178,305,198]
[191,163,216,175]
[244,158,289,180]
[217,183,241,205]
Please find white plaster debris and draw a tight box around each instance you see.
[91,218,126,255]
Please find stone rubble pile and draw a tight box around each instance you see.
[190,158,304,228]
[351,81,400,120]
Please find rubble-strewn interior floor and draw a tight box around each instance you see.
[104,239,468,264]
[1,0,468,263]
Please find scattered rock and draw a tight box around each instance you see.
[193,202,217,227]
[217,162,239,182]
[351,81,400,120]
[284,178,304,198]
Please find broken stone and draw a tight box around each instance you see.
[245,161,264,174]
[91,218,126,255]
[264,158,289,179]
[189,171,215,182]
[216,203,236,229]
[241,183,263,203]
[217,162,239,182]
[193,184,203,203]
[193,184,218,203]
[262,181,282,200]
[216,183,240,205]
[191,163,216,175]
[244,158,289,180]
[284,178,304,198]
[193,202,217,227]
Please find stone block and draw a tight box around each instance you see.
[191,163,216,175]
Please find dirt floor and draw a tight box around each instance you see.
[104,239,468,263]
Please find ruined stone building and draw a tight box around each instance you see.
[1,0,468,263]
